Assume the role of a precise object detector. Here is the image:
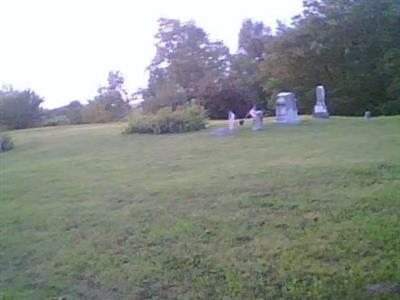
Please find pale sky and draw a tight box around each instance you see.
[0,0,303,108]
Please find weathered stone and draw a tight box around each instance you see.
[275,92,299,124]
[313,85,329,118]
[228,110,236,131]
[249,107,264,130]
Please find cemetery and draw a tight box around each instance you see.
[1,0,399,298]
[1,114,399,299]
[217,86,329,133]
[1,59,399,299]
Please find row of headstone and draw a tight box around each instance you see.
[227,84,372,133]
[313,86,371,120]
[228,85,326,130]
[275,85,331,124]
[228,107,264,132]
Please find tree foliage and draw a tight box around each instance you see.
[3,0,399,121]
[238,19,271,61]
[142,1,400,118]
[82,71,130,123]
[0,86,43,129]
[142,19,240,115]
[260,0,400,115]
[42,100,84,126]
[233,19,273,111]
[124,102,207,134]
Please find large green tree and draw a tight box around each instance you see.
[0,86,43,129]
[143,18,231,113]
[232,19,273,110]
[238,19,271,61]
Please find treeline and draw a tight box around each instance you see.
[262,0,400,116]
[0,71,130,130]
[1,0,399,130]
[141,0,400,118]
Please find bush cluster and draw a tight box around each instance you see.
[0,134,14,152]
[42,115,71,127]
[124,103,207,134]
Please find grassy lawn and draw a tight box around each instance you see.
[1,117,399,299]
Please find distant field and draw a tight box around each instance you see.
[1,117,399,299]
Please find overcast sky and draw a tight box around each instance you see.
[0,0,303,108]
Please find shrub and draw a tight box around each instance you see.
[81,99,130,124]
[380,99,400,116]
[124,103,207,134]
[42,115,71,127]
[0,134,14,152]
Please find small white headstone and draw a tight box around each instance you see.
[228,111,236,131]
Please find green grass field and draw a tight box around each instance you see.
[1,117,400,299]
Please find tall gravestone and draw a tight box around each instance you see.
[313,85,329,118]
[275,92,299,124]
[228,111,236,131]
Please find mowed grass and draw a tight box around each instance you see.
[0,117,399,299]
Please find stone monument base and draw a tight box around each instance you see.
[313,112,330,119]
[274,118,300,124]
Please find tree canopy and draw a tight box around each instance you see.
[82,71,130,123]
[141,0,400,117]
[260,0,400,115]
[2,0,400,125]
[142,18,234,114]
[0,86,43,129]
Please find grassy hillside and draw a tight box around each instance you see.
[1,117,399,299]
